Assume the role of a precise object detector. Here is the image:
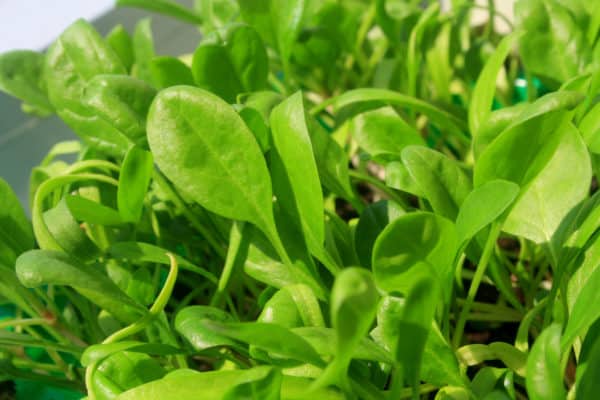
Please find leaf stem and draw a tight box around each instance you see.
[453,222,501,348]
[86,253,179,400]
[152,170,226,258]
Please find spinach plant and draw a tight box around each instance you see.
[0,0,599,399]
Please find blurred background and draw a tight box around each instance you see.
[0,0,514,210]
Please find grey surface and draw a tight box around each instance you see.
[0,3,201,210]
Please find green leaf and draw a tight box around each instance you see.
[385,161,424,197]
[316,268,379,389]
[106,25,134,71]
[203,320,325,367]
[82,341,181,367]
[469,33,519,136]
[401,145,472,220]
[146,86,278,242]
[562,266,600,352]
[92,351,166,400]
[474,91,583,188]
[372,211,457,301]
[43,197,101,260]
[354,200,404,268]
[194,0,239,33]
[421,323,464,387]
[174,306,237,351]
[117,147,153,223]
[350,107,425,162]
[458,343,527,377]
[16,250,144,323]
[307,120,357,205]
[116,367,319,400]
[0,50,53,115]
[82,74,156,147]
[0,177,34,266]
[576,319,600,399]
[397,274,439,390]
[312,88,468,140]
[150,56,194,89]
[503,122,591,244]
[64,194,124,226]
[243,225,326,300]
[526,324,565,400]
[516,0,589,85]
[270,92,328,267]
[238,0,305,74]
[455,180,520,244]
[259,284,324,328]
[45,19,130,154]
[132,18,156,85]
[192,24,268,102]
[223,367,281,400]
[292,326,392,364]
[116,0,203,25]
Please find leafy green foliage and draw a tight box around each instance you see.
[0,2,598,398]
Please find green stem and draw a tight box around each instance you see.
[348,170,410,209]
[453,222,501,348]
[152,170,226,259]
[32,173,118,251]
[86,253,179,400]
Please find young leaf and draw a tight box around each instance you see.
[0,50,53,115]
[45,19,130,154]
[238,0,305,74]
[0,177,34,266]
[455,180,520,244]
[270,92,330,269]
[117,146,153,223]
[64,194,124,226]
[469,32,519,136]
[82,341,181,366]
[293,327,392,364]
[106,24,134,71]
[16,250,145,323]
[562,267,600,353]
[526,324,565,400]
[307,120,357,206]
[317,268,379,389]
[132,18,155,85]
[575,320,600,399]
[401,145,472,220]
[91,351,167,400]
[202,320,324,367]
[174,306,237,351]
[516,0,589,85]
[115,367,296,400]
[149,56,194,89]
[372,212,457,301]
[350,107,425,162]
[43,198,101,260]
[82,74,156,147]
[192,24,268,102]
